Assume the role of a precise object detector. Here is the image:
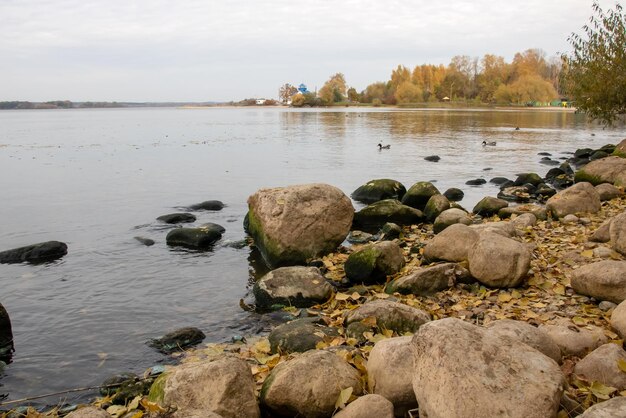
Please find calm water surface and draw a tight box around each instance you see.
[0,107,623,406]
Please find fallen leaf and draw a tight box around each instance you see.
[334,386,353,409]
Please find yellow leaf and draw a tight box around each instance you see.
[128,396,141,411]
[140,399,167,413]
[373,292,390,299]
[335,293,350,301]
[350,292,362,300]
[106,405,128,418]
[581,250,594,258]
[590,381,617,399]
[572,316,587,326]
[360,316,377,327]
[554,284,566,295]
[316,341,329,349]
[498,293,512,303]
[334,386,353,409]
[618,358,626,373]
[254,339,271,354]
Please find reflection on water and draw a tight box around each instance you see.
[0,107,622,406]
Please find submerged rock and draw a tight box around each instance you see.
[465,178,486,186]
[148,327,206,353]
[0,241,68,264]
[166,224,224,248]
[424,155,440,162]
[443,187,464,202]
[0,303,14,363]
[188,200,225,211]
[134,236,155,246]
[157,213,196,224]
[351,179,406,204]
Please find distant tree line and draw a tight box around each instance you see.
[0,101,127,110]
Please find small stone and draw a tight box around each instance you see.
[562,214,579,224]
[599,301,617,311]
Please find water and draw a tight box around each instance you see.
[0,107,622,406]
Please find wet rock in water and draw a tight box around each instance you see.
[412,318,565,418]
[401,181,440,211]
[64,407,113,418]
[353,199,423,232]
[0,241,68,264]
[595,183,623,201]
[424,155,440,162]
[347,230,375,244]
[489,176,510,185]
[540,158,559,166]
[268,317,338,354]
[423,194,450,222]
[102,372,152,405]
[590,150,609,161]
[575,147,595,159]
[166,224,224,248]
[334,394,394,418]
[378,222,402,241]
[157,213,196,224]
[472,196,508,217]
[351,179,406,204]
[485,319,561,364]
[161,357,260,418]
[468,231,531,288]
[465,178,486,186]
[578,397,626,418]
[546,182,601,219]
[611,211,626,255]
[535,184,557,198]
[188,200,225,211]
[433,208,472,234]
[344,241,405,285]
[387,263,470,296]
[574,156,626,185]
[0,303,14,363]
[260,350,362,418]
[570,260,626,304]
[134,236,155,246]
[443,187,464,202]
[253,266,333,310]
[100,372,139,396]
[497,204,547,221]
[574,343,626,390]
[247,183,354,268]
[611,300,626,339]
[544,167,566,181]
[367,336,417,417]
[344,299,431,335]
[513,172,543,187]
[538,152,552,156]
[148,327,206,353]
[424,223,478,262]
[539,319,608,357]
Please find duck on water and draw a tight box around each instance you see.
[482,141,496,146]
[378,143,391,150]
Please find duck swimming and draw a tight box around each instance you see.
[378,143,391,150]
[482,141,496,146]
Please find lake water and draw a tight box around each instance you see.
[0,107,623,407]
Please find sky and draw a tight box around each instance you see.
[0,0,612,102]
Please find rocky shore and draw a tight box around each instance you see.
[5,140,626,417]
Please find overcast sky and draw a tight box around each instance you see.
[0,0,609,102]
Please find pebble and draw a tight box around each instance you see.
[599,301,617,312]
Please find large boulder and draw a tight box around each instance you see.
[268,317,339,354]
[344,241,405,285]
[433,208,472,233]
[0,303,14,362]
[423,194,450,222]
[574,343,626,390]
[260,350,362,418]
[468,231,531,288]
[166,224,224,248]
[423,223,479,262]
[485,319,561,363]
[570,260,626,304]
[334,394,394,418]
[351,179,406,204]
[344,300,430,335]
[539,319,608,357]
[253,267,332,310]
[546,182,601,219]
[578,397,626,418]
[162,357,260,418]
[367,336,417,416]
[574,156,626,185]
[0,241,68,264]
[401,181,440,211]
[611,300,626,339]
[412,318,565,418]
[609,211,626,255]
[352,199,423,232]
[472,196,508,217]
[386,263,469,296]
[247,184,354,268]
[596,183,623,201]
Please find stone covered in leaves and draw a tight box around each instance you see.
[401,181,440,211]
[166,224,224,248]
[0,240,68,264]
[344,241,405,285]
[352,199,423,232]
[412,318,565,418]
[468,231,531,288]
[149,327,206,354]
[253,266,333,310]
[260,350,362,418]
[570,260,626,304]
[350,179,406,204]
[268,317,339,354]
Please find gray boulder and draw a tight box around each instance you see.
[610,211,626,255]
[468,231,531,288]
[334,394,394,418]
[401,181,440,211]
[570,260,626,304]
[433,208,472,233]
[352,199,423,232]
[546,182,601,219]
[574,156,626,185]
[578,397,626,418]
[611,300,626,339]
[510,213,538,230]
[247,183,354,267]
[423,223,479,262]
[386,263,470,296]
[367,336,417,416]
[0,241,68,264]
[351,179,406,204]
[472,196,508,216]
[539,319,608,357]
[344,241,405,285]
[470,221,516,238]
[0,303,13,362]
[423,194,450,222]
[344,300,430,335]
[485,319,561,363]
[412,318,564,418]
[596,183,623,201]
[260,350,362,418]
[162,357,260,418]
[157,213,196,224]
[188,200,224,211]
[574,343,626,390]
[166,224,224,248]
[268,317,338,354]
[253,267,332,310]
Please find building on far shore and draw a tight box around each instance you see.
[255,99,266,105]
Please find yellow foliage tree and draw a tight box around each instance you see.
[395,81,423,104]
[318,73,347,104]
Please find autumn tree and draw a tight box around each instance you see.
[495,75,557,104]
[395,81,422,104]
[278,83,298,103]
[511,49,549,80]
[390,65,411,90]
[347,87,361,102]
[318,73,347,104]
[476,54,511,102]
[561,1,626,124]
[361,82,395,104]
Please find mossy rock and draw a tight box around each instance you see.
[424,194,451,222]
[148,373,168,403]
[573,170,604,186]
[401,181,440,211]
[513,173,543,187]
[472,197,508,216]
[165,225,224,248]
[351,179,406,204]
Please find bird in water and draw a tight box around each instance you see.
[482,141,496,146]
[378,143,391,150]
